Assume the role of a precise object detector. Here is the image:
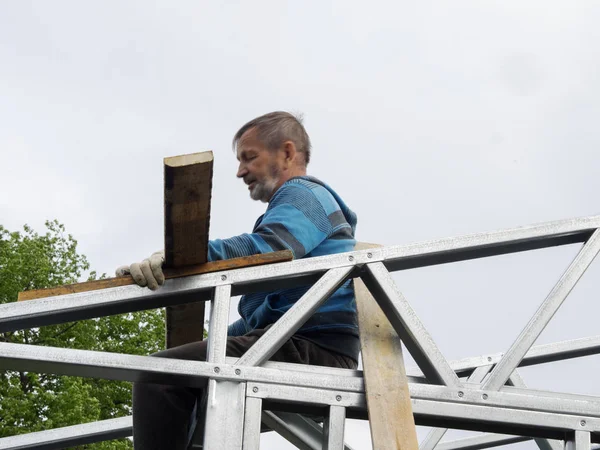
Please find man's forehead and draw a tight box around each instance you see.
[236,128,261,157]
[238,128,258,146]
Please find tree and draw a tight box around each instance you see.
[0,221,166,449]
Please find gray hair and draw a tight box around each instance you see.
[232,111,312,165]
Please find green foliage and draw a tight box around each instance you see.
[0,221,166,449]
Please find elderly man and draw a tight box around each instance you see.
[117,111,359,449]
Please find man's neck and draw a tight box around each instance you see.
[269,167,308,201]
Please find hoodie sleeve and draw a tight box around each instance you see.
[227,318,248,336]
[208,183,334,261]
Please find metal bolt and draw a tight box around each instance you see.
[336,395,342,402]
[367,252,373,258]
[482,394,488,400]
[487,357,492,362]
[458,391,464,398]
[213,367,220,373]
[235,369,241,375]
[348,255,354,262]
[581,420,587,427]
[221,275,227,281]
[252,387,258,393]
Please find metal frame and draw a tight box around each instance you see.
[0,215,599,449]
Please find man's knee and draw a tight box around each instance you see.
[149,340,209,361]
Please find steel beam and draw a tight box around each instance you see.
[323,406,346,450]
[0,417,132,450]
[435,434,531,450]
[2,216,598,333]
[420,365,493,450]
[1,215,599,449]
[206,284,231,363]
[361,263,460,386]
[242,397,262,450]
[247,381,600,437]
[2,341,600,418]
[507,371,563,450]
[236,266,354,367]
[483,230,600,391]
[437,434,599,450]
[567,431,592,450]
[260,411,325,450]
[413,335,600,379]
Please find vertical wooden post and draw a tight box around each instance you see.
[164,151,214,348]
[355,242,418,450]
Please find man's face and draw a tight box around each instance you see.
[236,128,284,203]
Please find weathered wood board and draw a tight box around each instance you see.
[18,251,293,301]
[164,151,214,348]
[355,242,418,450]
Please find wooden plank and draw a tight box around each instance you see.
[164,151,214,348]
[164,152,214,267]
[18,251,293,301]
[355,242,418,450]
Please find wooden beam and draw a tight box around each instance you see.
[164,151,213,348]
[355,242,418,450]
[18,251,293,301]
[164,151,214,267]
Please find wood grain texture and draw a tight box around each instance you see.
[355,242,418,450]
[164,151,214,267]
[18,251,293,301]
[164,151,214,348]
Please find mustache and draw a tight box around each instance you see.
[244,177,257,185]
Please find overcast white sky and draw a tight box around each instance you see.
[1,1,600,448]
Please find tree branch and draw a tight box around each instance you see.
[19,371,31,393]
[31,322,80,346]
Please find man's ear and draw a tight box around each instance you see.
[282,140,298,167]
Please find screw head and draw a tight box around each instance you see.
[482,394,488,400]
[367,252,373,258]
[235,369,241,375]
[252,387,259,393]
[458,391,464,398]
[581,420,587,426]
[213,367,220,373]
[487,357,492,362]
[221,275,227,281]
[348,255,354,262]
[336,395,342,401]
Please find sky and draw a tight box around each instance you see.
[1,1,600,448]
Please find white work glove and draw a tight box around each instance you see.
[115,251,165,290]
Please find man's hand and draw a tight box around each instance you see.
[115,251,165,290]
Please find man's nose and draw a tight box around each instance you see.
[237,164,248,179]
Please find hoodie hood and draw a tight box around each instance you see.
[297,176,358,233]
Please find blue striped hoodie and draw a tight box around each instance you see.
[207,176,359,361]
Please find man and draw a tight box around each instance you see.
[117,111,359,449]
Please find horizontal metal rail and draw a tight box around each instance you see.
[1,215,598,333]
[2,341,600,414]
[437,434,600,450]
[417,335,600,378]
[1,333,599,448]
[1,215,599,449]
[435,434,531,450]
[2,336,600,396]
[0,341,365,392]
[0,417,131,450]
[248,382,600,440]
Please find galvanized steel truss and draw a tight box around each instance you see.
[0,216,599,449]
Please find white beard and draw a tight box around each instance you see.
[250,177,278,203]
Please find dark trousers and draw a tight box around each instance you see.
[132,329,357,450]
